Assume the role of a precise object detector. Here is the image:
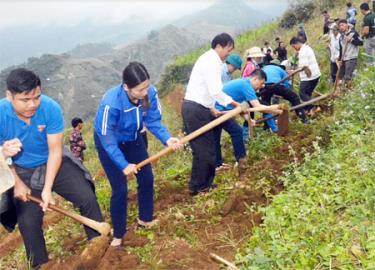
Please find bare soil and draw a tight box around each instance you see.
[0,117,320,269]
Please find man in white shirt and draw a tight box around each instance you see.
[327,24,341,83]
[290,37,321,115]
[182,33,239,196]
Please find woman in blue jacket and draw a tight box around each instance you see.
[94,62,181,247]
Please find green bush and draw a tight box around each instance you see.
[280,0,316,29]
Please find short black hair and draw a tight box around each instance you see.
[264,41,269,46]
[338,19,348,25]
[211,33,234,49]
[6,68,41,94]
[71,117,83,128]
[360,3,369,10]
[322,10,328,14]
[346,2,352,7]
[249,69,267,81]
[289,37,301,45]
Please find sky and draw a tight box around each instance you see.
[0,1,214,29]
[0,0,288,30]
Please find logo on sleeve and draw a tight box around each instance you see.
[37,125,46,132]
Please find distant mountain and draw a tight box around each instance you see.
[0,0,288,124]
[0,25,205,123]
[67,42,114,58]
[174,0,268,34]
[0,18,169,70]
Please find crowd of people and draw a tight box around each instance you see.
[0,1,374,269]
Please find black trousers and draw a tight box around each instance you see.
[259,84,307,121]
[14,158,103,268]
[182,100,216,192]
[330,61,338,83]
[299,77,320,111]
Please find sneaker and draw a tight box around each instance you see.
[189,185,214,197]
[215,163,231,172]
[136,218,159,230]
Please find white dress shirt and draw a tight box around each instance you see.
[329,33,340,62]
[298,44,321,81]
[185,49,233,108]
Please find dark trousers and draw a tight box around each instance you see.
[259,84,307,121]
[141,131,148,150]
[299,77,320,111]
[182,100,216,192]
[214,119,246,167]
[330,61,338,83]
[94,133,154,239]
[14,158,103,268]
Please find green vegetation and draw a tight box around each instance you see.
[236,67,375,269]
[1,0,374,269]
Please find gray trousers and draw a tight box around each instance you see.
[364,36,375,66]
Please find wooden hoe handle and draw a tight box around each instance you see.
[136,102,254,170]
[26,194,111,236]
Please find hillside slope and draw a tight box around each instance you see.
[0,0,374,269]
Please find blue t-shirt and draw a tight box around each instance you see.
[0,95,64,168]
[215,78,258,111]
[262,64,291,88]
[221,64,233,83]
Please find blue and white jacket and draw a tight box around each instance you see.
[94,84,171,170]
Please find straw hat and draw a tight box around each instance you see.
[246,47,265,58]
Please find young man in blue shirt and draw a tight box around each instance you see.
[213,69,282,175]
[0,68,104,268]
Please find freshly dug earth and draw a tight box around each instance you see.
[0,124,319,269]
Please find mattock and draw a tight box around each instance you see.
[0,155,110,236]
[26,195,111,236]
[256,93,332,136]
[134,102,277,171]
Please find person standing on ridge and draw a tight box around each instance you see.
[274,41,288,62]
[69,117,86,162]
[360,2,375,67]
[346,2,358,28]
[327,24,341,83]
[290,37,321,116]
[337,19,363,91]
